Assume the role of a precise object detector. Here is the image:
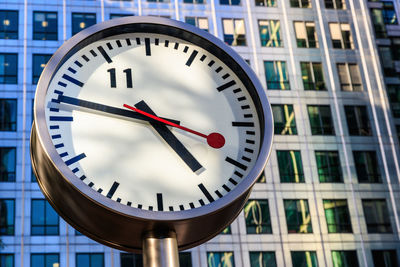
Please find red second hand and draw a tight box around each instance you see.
[123,104,225,149]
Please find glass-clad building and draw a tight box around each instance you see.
[0,0,400,266]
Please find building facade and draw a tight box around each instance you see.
[0,0,400,266]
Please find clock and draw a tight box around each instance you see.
[31,16,273,252]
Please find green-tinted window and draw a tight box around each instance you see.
[249,252,276,267]
[0,199,15,235]
[284,199,312,233]
[331,251,359,267]
[362,199,392,233]
[353,151,381,183]
[0,10,18,39]
[33,12,58,40]
[32,54,51,84]
[290,0,311,8]
[325,0,346,9]
[77,253,104,267]
[387,84,400,117]
[255,0,276,7]
[277,150,304,183]
[372,250,398,267]
[300,62,325,90]
[244,199,271,234]
[344,106,372,136]
[0,99,17,131]
[258,20,282,47]
[0,254,14,267]
[264,61,290,90]
[31,253,59,267]
[207,252,235,267]
[72,13,96,35]
[0,53,18,84]
[370,8,387,38]
[257,171,266,183]
[272,104,297,135]
[221,225,231,234]
[308,105,335,135]
[0,147,16,182]
[323,199,352,233]
[315,151,342,183]
[31,199,59,235]
[291,251,318,267]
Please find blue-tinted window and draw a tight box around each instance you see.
[0,199,15,235]
[220,0,240,5]
[249,252,276,267]
[0,53,18,84]
[33,11,58,40]
[120,253,192,267]
[264,61,290,90]
[32,54,51,84]
[72,13,96,35]
[31,253,59,267]
[31,199,59,235]
[0,99,16,131]
[0,10,18,39]
[0,147,16,182]
[222,19,246,46]
[0,254,14,267]
[77,253,104,267]
[110,14,133,19]
[207,252,235,267]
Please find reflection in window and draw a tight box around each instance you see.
[0,147,16,182]
[315,151,342,183]
[249,252,276,267]
[222,19,246,46]
[207,252,235,267]
[0,10,18,39]
[31,199,59,235]
[0,53,18,84]
[300,62,325,90]
[372,250,398,267]
[185,17,209,31]
[323,199,352,233]
[307,105,335,135]
[382,1,398,25]
[331,251,359,267]
[362,199,392,233]
[387,84,400,117]
[272,104,297,135]
[336,63,362,91]
[76,253,104,267]
[325,0,346,9]
[0,254,14,267]
[277,150,304,183]
[264,61,289,90]
[291,251,318,267]
[31,253,59,267]
[290,0,311,8]
[257,171,266,183]
[32,54,51,84]
[353,151,381,183]
[244,199,271,234]
[255,0,276,7]
[33,11,58,40]
[221,225,231,234]
[378,46,397,77]
[0,199,14,235]
[258,20,282,47]
[72,13,96,35]
[344,106,371,136]
[294,21,318,48]
[370,8,387,38]
[329,23,353,49]
[284,199,312,233]
[0,99,16,131]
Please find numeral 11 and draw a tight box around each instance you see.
[107,68,133,88]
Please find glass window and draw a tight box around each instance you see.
[32,54,51,84]
[0,99,17,131]
[184,0,205,3]
[331,251,359,267]
[372,250,398,267]
[207,252,235,267]
[31,199,59,235]
[382,1,398,25]
[257,171,266,183]
[378,46,396,77]
[284,199,312,233]
[221,225,231,234]
[77,253,104,267]
[329,23,354,49]
[0,10,18,39]
[294,22,318,48]
[185,17,209,31]
[315,151,342,183]
[244,199,271,234]
[110,14,132,19]
[33,11,58,40]
[370,8,387,38]
[307,105,335,135]
[255,0,276,7]
[258,20,282,47]
[344,106,371,136]
[220,0,240,5]
[0,254,14,267]
[179,252,192,267]
[353,151,381,183]
[336,63,362,91]
[0,53,18,84]
[249,252,276,267]
[272,104,297,135]
[222,19,246,46]
[362,199,392,233]
[300,62,325,90]
[72,13,96,35]
[31,253,59,267]
[291,251,318,267]
[323,199,352,233]
[325,0,346,9]
[264,61,290,90]
[277,150,304,183]
[147,0,171,3]
[290,0,311,8]
[387,84,400,117]
[390,37,400,60]
[0,147,16,182]
[120,252,192,267]
[0,199,15,235]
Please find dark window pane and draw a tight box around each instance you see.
[353,151,381,183]
[284,199,313,233]
[0,99,17,131]
[179,252,192,267]
[0,147,16,182]
[277,150,304,183]
[362,199,392,233]
[31,199,59,236]
[372,250,398,267]
[32,54,51,84]
[0,53,18,84]
[291,251,318,267]
[331,251,359,267]
[31,253,59,267]
[110,14,132,19]
[315,151,342,183]
[33,11,58,40]
[307,105,335,135]
[0,10,18,39]
[386,84,400,117]
[323,199,352,233]
[0,254,14,267]
[264,61,290,90]
[249,252,276,267]
[344,106,372,136]
[120,253,143,267]
[0,199,15,235]
[244,199,271,234]
[77,253,104,267]
[72,13,96,35]
[207,252,235,267]
[382,2,398,25]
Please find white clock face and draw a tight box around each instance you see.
[44,32,261,212]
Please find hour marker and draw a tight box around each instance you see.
[246,131,255,135]
[179,205,184,210]
[229,178,238,185]
[208,60,215,67]
[215,190,223,198]
[106,181,120,199]
[116,198,121,203]
[157,193,163,211]
[244,114,253,118]
[97,188,103,193]
[199,199,205,206]
[127,201,132,206]
[145,38,151,56]
[234,171,244,177]
[169,206,174,211]
[225,157,247,171]
[55,143,64,149]
[215,66,222,73]
[174,42,179,49]
[49,125,59,129]
[149,206,153,211]
[126,38,131,46]
[241,105,250,110]
[88,182,94,187]
[58,81,67,87]
[186,50,198,67]
[155,38,159,45]
[233,88,241,93]
[74,60,83,67]
[164,40,169,47]
[200,55,206,61]
[97,46,112,63]
[54,90,64,95]
[51,134,61,139]
[222,73,230,79]
[80,175,86,180]
[82,55,89,62]
[90,49,97,57]
[237,96,246,101]
[68,67,76,74]
[232,121,254,127]
[106,42,113,50]
[246,139,255,144]
[198,183,214,203]
[62,74,84,87]
[241,156,251,162]
[50,116,73,122]
[65,153,86,166]
[217,80,236,92]
[189,202,195,209]
[136,38,141,45]
[49,108,59,112]
[59,152,68,158]
[116,40,122,47]
[183,46,189,53]
[138,204,142,209]
[222,184,231,192]
[245,148,254,153]
[72,168,79,173]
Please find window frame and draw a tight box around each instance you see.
[329,22,354,49]
[222,18,247,46]
[344,105,372,136]
[284,199,313,233]
[307,105,335,135]
[300,61,326,90]
[315,151,343,183]
[32,54,52,85]
[323,199,353,233]
[0,99,17,131]
[244,199,272,234]
[264,61,290,90]
[294,21,318,48]
[0,10,18,39]
[31,199,59,236]
[258,19,282,47]
[33,11,58,41]
[0,147,16,182]
[277,150,304,183]
[0,53,18,84]
[71,12,97,36]
[0,199,15,236]
[30,253,60,267]
[362,199,392,233]
[249,251,276,267]
[271,104,297,135]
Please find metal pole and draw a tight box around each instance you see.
[142,232,180,267]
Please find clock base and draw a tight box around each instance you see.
[143,232,180,267]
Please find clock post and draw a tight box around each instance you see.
[142,232,180,267]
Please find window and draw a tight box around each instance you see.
[249,252,276,267]
[244,199,271,234]
[110,14,132,19]
[331,251,359,267]
[362,199,392,233]
[184,0,205,3]
[390,38,400,60]
[0,10,18,39]
[277,150,304,183]
[329,23,353,49]
[0,147,16,182]
[120,252,192,267]
[272,104,297,135]
[178,252,192,267]
[290,0,311,8]
[207,252,235,267]
[257,171,266,183]
[33,11,58,40]
[255,0,276,7]
[325,0,346,9]
[0,199,14,235]
[315,151,342,183]
[294,22,318,48]
[222,19,246,46]
[336,63,362,91]
[220,0,240,5]
[344,106,372,136]
[301,62,325,90]
[76,253,104,267]
[221,225,231,234]
[32,54,51,84]
[372,250,398,267]
[31,253,59,267]
[0,254,14,267]
[258,20,282,47]
[291,251,318,267]
[72,13,96,36]
[284,199,312,233]
[353,151,381,183]
[323,199,352,233]
[31,199,59,235]
[264,61,290,90]
[307,105,335,135]
[387,84,400,117]
[370,8,387,38]
[185,17,209,31]
[382,1,398,25]
[0,99,16,131]
[0,53,18,84]
[378,46,396,77]
[147,0,170,3]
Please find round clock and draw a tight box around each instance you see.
[31,16,273,252]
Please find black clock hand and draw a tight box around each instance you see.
[55,94,181,125]
[134,100,204,173]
